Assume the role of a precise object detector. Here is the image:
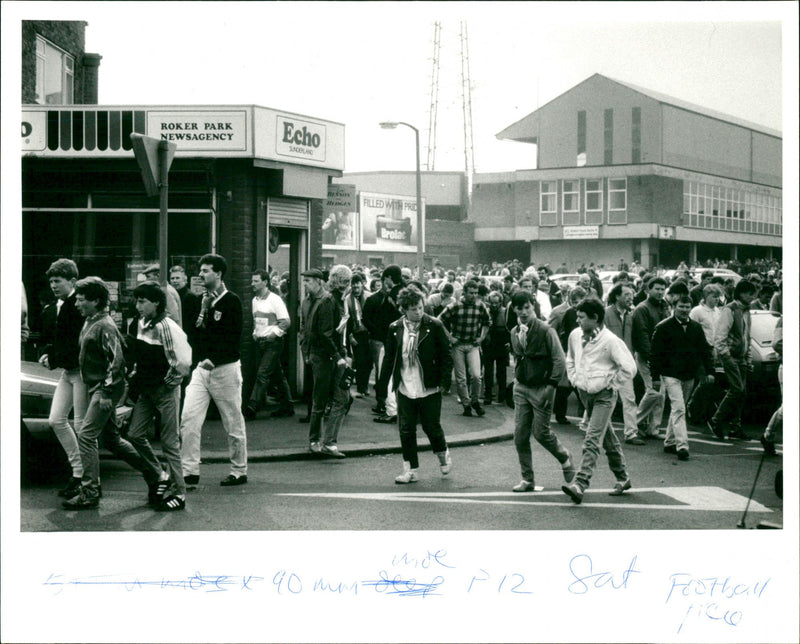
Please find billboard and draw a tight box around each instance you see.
[322,184,358,250]
[359,191,425,253]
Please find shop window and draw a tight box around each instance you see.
[561,180,580,225]
[539,181,557,226]
[35,36,74,105]
[585,179,603,224]
[608,178,627,224]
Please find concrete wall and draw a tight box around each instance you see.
[529,239,635,273]
[752,132,782,187]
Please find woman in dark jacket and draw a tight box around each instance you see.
[378,287,454,483]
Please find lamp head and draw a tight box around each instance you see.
[379,122,399,129]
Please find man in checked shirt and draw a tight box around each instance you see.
[438,279,490,417]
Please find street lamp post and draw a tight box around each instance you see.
[379,121,424,279]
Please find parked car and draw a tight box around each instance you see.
[745,310,782,393]
[550,273,581,294]
[20,360,132,484]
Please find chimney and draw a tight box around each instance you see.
[82,53,102,104]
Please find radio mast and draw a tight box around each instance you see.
[425,21,441,172]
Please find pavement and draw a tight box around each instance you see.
[195,390,518,463]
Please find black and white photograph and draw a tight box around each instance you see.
[2,1,797,643]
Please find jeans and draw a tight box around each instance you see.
[483,353,508,402]
[615,378,639,439]
[370,341,396,415]
[309,354,334,444]
[513,383,570,483]
[452,343,482,406]
[351,332,372,394]
[128,384,186,497]
[575,387,629,491]
[712,356,747,433]
[78,385,153,496]
[248,337,292,410]
[553,385,584,420]
[48,367,86,478]
[397,391,448,469]
[635,356,665,433]
[320,362,351,447]
[662,377,693,451]
[180,362,248,477]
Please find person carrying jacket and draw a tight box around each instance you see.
[378,287,453,484]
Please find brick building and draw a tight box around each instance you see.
[471,74,782,270]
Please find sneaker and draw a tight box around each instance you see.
[462,405,473,417]
[625,436,646,446]
[707,419,726,440]
[320,445,346,459]
[395,467,419,484]
[57,476,82,498]
[243,405,257,421]
[148,478,170,506]
[309,441,322,454]
[561,456,576,483]
[608,479,632,496]
[761,435,777,456]
[371,404,386,415]
[270,407,295,418]
[62,489,99,510]
[155,495,186,512]
[220,474,248,486]
[663,444,678,454]
[184,474,199,486]
[472,402,486,417]
[677,448,689,461]
[373,414,397,424]
[512,480,534,493]
[562,482,584,504]
[437,449,452,476]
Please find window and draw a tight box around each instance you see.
[608,178,627,224]
[604,109,614,165]
[585,179,603,224]
[682,180,781,236]
[35,36,74,105]
[539,181,557,226]
[631,107,641,163]
[577,111,586,166]
[562,180,580,225]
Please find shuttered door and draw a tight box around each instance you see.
[267,198,309,228]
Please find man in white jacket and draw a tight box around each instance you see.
[563,298,637,504]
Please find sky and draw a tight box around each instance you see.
[7,1,792,174]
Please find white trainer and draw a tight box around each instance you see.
[436,449,452,476]
[395,462,419,484]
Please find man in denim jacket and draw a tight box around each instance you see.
[563,298,637,504]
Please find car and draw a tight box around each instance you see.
[20,360,132,484]
[550,273,581,294]
[746,310,782,393]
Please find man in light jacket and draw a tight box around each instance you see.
[562,298,637,504]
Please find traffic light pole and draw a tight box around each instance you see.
[158,140,170,286]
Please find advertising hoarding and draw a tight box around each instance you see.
[322,184,358,250]
[359,191,425,254]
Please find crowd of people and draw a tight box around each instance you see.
[31,251,783,510]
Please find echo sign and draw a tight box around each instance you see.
[277,116,326,162]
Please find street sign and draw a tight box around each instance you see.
[130,133,176,197]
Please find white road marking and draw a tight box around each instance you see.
[277,486,773,513]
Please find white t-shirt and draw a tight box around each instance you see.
[252,291,290,339]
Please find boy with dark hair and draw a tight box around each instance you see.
[180,254,249,486]
[508,290,575,492]
[39,258,85,498]
[63,277,155,509]
[127,281,192,510]
[563,298,637,504]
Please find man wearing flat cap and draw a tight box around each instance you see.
[141,264,183,327]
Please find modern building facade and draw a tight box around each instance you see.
[471,74,782,270]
